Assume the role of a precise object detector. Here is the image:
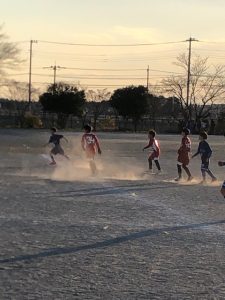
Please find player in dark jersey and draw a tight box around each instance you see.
[142,129,161,174]
[218,133,225,197]
[218,160,225,197]
[44,127,69,165]
[192,131,217,183]
[175,128,193,181]
[81,124,102,175]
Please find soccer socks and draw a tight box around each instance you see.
[182,165,192,178]
[177,164,182,178]
[154,160,161,171]
[148,158,153,170]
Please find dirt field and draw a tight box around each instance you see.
[1,129,225,299]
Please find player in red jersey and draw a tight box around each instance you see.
[81,124,102,175]
[143,129,161,174]
[175,128,193,181]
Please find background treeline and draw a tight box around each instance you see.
[0,83,225,134]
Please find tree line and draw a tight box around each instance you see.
[1,26,225,133]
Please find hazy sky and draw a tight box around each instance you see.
[2,0,225,41]
[1,0,225,93]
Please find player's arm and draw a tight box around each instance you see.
[94,135,102,154]
[43,142,50,147]
[63,136,69,143]
[43,137,51,147]
[192,144,200,158]
[142,141,151,151]
[81,135,86,151]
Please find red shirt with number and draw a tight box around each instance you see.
[81,133,101,159]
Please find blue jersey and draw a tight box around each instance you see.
[49,134,63,146]
[193,140,212,160]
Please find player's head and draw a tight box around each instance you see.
[199,131,207,141]
[51,127,57,133]
[84,124,92,133]
[148,129,156,138]
[181,127,190,136]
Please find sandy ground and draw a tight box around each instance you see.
[1,129,225,299]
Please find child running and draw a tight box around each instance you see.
[218,160,225,198]
[81,124,102,175]
[192,131,217,183]
[44,127,69,165]
[175,128,193,181]
[142,129,161,174]
[218,133,225,197]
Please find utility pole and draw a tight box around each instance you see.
[28,40,37,110]
[43,65,65,89]
[147,65,149,92]
[186,37,198,110]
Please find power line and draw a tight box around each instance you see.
[38,39,187,47]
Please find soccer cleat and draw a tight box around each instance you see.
[199,180,206,184]
[49,161,56,165]
[187,176,193,182]
[211,178,217,182]
[174,177,182,182]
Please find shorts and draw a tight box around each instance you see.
[51,145,64,155]
[85,150,95,159]
[149,152,159,160]
[201,159,209,171]
[177,153,189,166]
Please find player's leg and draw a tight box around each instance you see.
[50,149,57,165]
[205,168,217,182]
[201,164,206,183]
[154,158,161,171]
[58,146,70,160]
[220,181,225,198]
[202,161,216,182]
[175,162,182,181]
[89,159,97,175]
[148,157,153,171]
[63,154,70,160]
[182,164,192,181]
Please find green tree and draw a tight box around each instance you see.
[110,85,148,131]
[39,82,86,128]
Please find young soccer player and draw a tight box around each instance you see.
[192,131,217,183]
[142,129,161,174]
[175,128,193,181]
[218,160,225,197]
[44,127,69,165]
[81,124,102,175]
[217,133,225,197]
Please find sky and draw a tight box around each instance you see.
[1,0,225,97]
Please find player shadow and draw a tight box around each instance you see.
[1,219,225,265]
[46,184,176,198]
[34,181,175,198]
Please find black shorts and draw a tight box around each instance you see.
[51,145,64,155]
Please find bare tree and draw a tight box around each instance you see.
[0,25,21,76]
[86,89,111,131]
[162,53,225,123]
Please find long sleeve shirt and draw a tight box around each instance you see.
[192,140,212,161]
